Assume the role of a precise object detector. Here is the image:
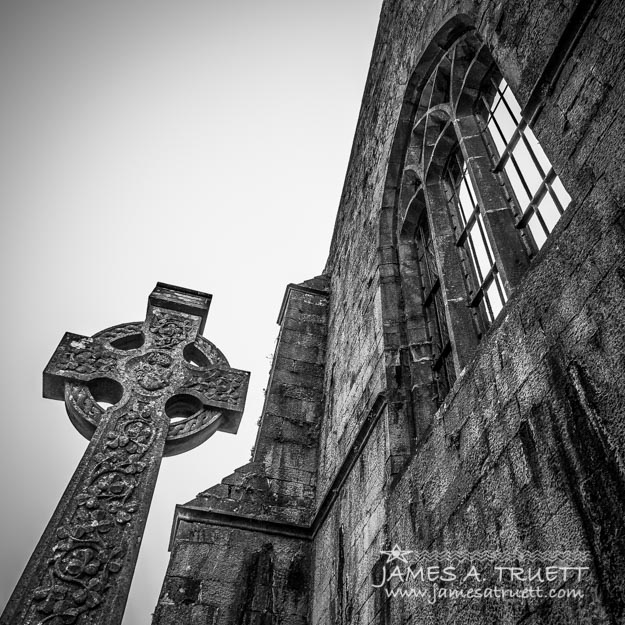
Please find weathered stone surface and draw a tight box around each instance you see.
[156,1,625,624]
[153,279,329,624]
[309,0,625,623]
[1,283,249,625]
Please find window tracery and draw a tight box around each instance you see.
[396,27,571,406]
[414,205,455,402]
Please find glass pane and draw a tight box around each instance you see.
[462,168,478,206]
[467,221,491,280]
[483,302,494,324]
[527,213,547,249]
[551,175,572,210]
[485,76,574,255]
[464,235,482,288]
[511,138,542,198]
[495,271,507,303]
[522,127,551,175]
[486,276,504,319]
[488,87,503,121]
[504,158,531,207]
[477,213,496,263]
[500,80,522,124]
[536,191,560,232]
[457,177,475,224]
[487,117,507,157]
[492,96,517,145]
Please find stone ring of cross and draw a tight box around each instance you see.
[2,283,250,625]
[43,283,250,456]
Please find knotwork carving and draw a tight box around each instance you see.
[94,322,143,347]
[191,336,229,367]
[66,385,104,423]
[3,284,249,625]
[168,409,222,438]
[60,326,248,455]
[32,401,156,624]
[148,312,193,348]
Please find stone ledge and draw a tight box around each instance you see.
[277,280,330,325]
[169,505,312,550]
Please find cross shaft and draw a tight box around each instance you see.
[1,283,249,625]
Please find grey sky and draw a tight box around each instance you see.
[0,1,382,622]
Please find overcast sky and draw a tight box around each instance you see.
[0,1,382,622]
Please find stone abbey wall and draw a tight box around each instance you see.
[154,0,625,623]
[152,278,329,624]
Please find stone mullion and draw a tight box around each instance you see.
[456,115,530,294]
[2,403,168,625]
[397,233,439,437]
[424,181,480,373]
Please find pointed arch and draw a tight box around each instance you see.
[378,10,572,446]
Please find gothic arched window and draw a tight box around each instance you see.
[397,27,571,407]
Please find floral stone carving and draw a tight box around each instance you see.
[1,283,249,625]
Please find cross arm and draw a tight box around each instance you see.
[179,365,250,434]
[43,332,120,401]
[3,282,250,625]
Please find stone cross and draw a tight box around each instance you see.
[1,283,249,625]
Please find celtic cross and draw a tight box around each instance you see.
[1,283,249,625]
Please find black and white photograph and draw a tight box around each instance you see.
[1,1,624,624]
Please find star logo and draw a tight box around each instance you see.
[380,544,413,563]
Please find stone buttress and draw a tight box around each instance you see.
[152,276,329,625]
